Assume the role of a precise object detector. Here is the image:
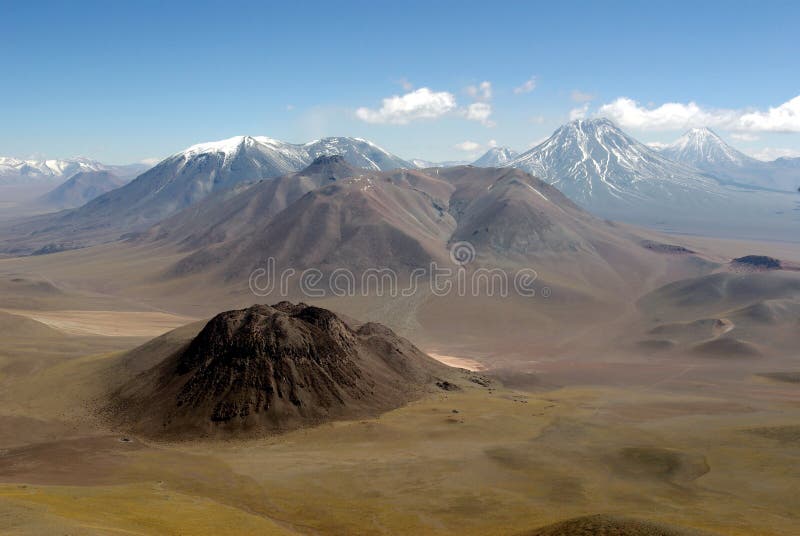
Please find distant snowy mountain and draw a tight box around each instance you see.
[85,134,411,224]
[472,147,519,167]
[503,118,797,236]
[505,118,724,209]
[0,156,106,185]
[0,135,411,254]
[304,137,412,170]
[658,127,800,192]
[411,158,469,169]
[0,155,148,187]
[660,127,755,169]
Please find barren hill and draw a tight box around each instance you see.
[106,302,455,437]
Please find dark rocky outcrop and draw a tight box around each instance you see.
[107,303,454,438]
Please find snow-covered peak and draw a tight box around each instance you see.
[0,155,106,183]
[660,126,755,168]
[473,146,520,167]
[179,135,289,158]
[303,137,411,170]
[504,117,723,209]
[168,135,410,172]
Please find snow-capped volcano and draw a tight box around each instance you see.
[472,147,519,167]
[659,127,758,170]
[502,119,797,236]
[101,134,411,224]
[658,128,800,191]
[0,135,412,254]
[505,118,724,211]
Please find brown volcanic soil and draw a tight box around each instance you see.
[107,302,457,438]
[523,514,718,536]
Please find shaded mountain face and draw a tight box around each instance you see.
[472,147,519,167]
[141,155,363,250]
[169,167,458,279]
[107,303,452,437]
[160,165,678,305]
[36,170,128,210]
[448,169,594,258]
[659,127,799,191]
[0,136,410,255]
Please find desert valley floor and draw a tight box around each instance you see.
[0,230,798,535]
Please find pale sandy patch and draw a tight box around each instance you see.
[0,309,196,337]
[427,352,486,371]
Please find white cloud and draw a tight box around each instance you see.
[514,76,537,95]
[571,90,595,103]
[454,141,482,152]
[569,103,590,121]
[140,157,162,166]
[488,139,498,148]
[464,102,494,126]
[597,95,800,133]
[356,88,457,124]
[597,97,737,130]
[730,133,759,142]
[466,81,492,101]
[747,147,800,161]
[738,95,800,132]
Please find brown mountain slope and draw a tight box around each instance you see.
[105,302,456,438]
[169,171,458,280]
[138,155,363,251]
[159,165,702,298]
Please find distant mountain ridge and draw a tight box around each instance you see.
[411,158,469,169]
[658,127,800,192]
[472,147,519,167]
[0,156,147,186]
[0,136,412,255]
[501,118,798,238]
[504,118,725,209]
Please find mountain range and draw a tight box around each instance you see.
[658,127,800,192]
[0,136,412,254]
[501,119,798,237]
[1,122,798,256]
[0,156,146,186]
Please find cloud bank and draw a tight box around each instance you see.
[598,95,800,133]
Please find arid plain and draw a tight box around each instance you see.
[0,226,798,535]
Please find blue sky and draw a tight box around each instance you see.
[2,0,799,164]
